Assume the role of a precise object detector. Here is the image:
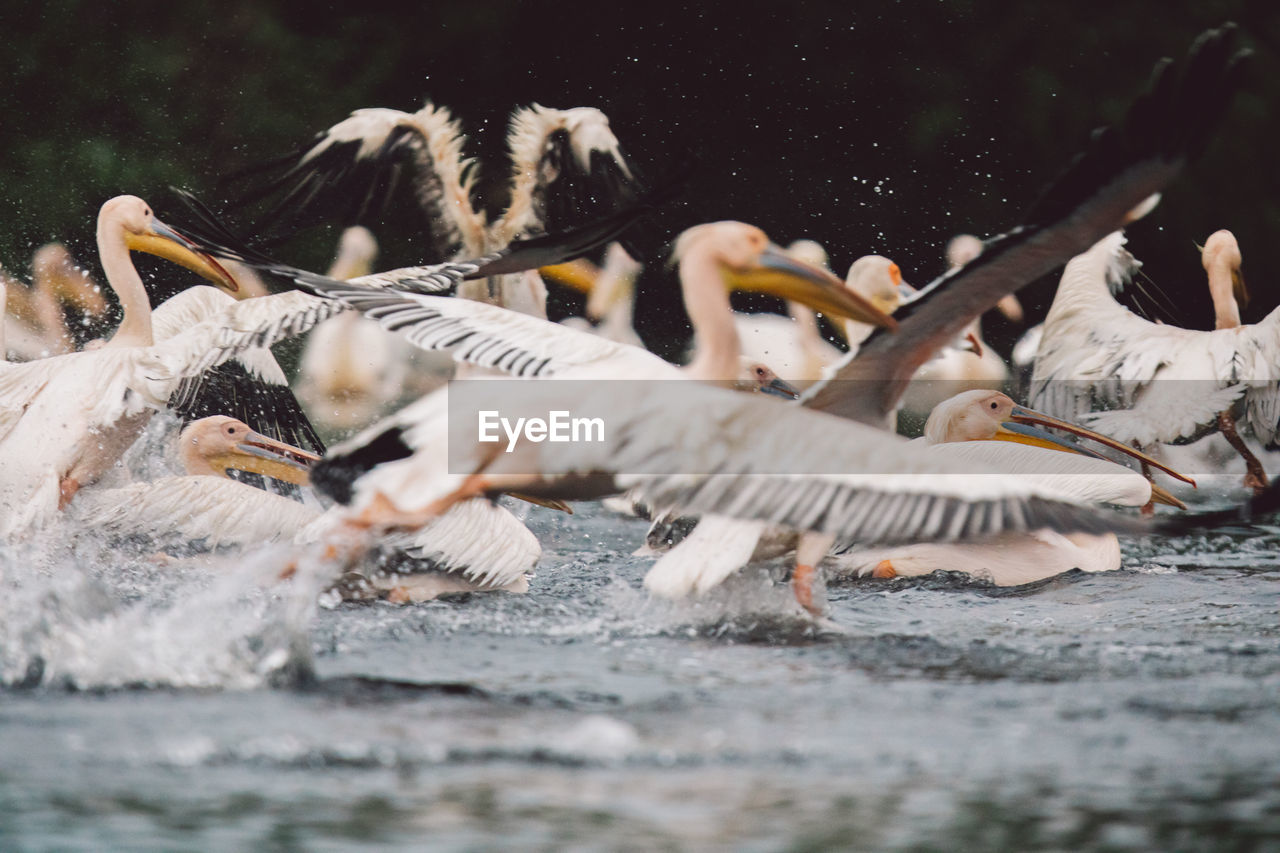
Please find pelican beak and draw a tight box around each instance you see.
[508,492,574,514]
[539,259,599,294]
[1149,482,1187,510]
[221,430,320,486]
[761,375,801,400]
[1232,268,1249,309]
[996,404,1196,486]
[962,331,984,358]
[728,245,898,331]
[126,218,239,293]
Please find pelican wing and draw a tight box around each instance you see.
[73,475,320,549]
[806,24,1249,425]
[290,283,661,378]
[388,499,541,589]
[455,382,1144,549]
[152,286,326,462]
[1030,235,1280,446]
[232,105,487,259]
[492,105,655,260]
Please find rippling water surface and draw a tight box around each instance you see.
[2,504,1278,851]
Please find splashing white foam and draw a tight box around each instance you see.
[0,531,330,690]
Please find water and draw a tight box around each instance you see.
[2,504,1278,851]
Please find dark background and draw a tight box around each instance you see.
[1,1,1276,359]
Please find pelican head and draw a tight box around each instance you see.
[785,239,830,270]
[32,242,108,317]
[925,390,1194,488]
[102,195,239,293]
[178,416,319,485]
[674,222,897,330]
[845,255,915,316]
[945,234,984,270]
[735,358,800,399]
[1201,229,1246,307]
[327,226,379,280]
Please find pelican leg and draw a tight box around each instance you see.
[58,477,81,509]
[1217,410,1269,495]
[872,559,897,579]
[792,531,835,616]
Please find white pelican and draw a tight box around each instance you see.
[237,101,648,317]
[1029,227,1278,494]
[730,243,913,388]
[826,389,1188,586]
[3,243,109,360]
[73,415,538,599]
[72,415,320,548]
[293,226,414,433]
[0,196,243,536]
[641,388,1186,599]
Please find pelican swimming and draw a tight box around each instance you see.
[641,388,1187,599]
[69,414,538,599]
[72,415,320,549]
[1029,227,1279,495]
[826,390,1189,586]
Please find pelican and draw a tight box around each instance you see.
[826,390,1188,586]
[3,242,109,360]
[642,388,1187,598]
[293,226,416,433]
[899,234,1011,417]
[0,196,245,536]
[1029,227,1278,495]
[72,415,320,548]
[72,415,539,599]
[236,101,649,318]
[731,243,912,387]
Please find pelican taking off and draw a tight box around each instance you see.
[1029,227,1278,494]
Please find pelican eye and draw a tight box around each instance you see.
[990,401,998,410]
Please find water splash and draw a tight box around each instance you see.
[0,532,327,690]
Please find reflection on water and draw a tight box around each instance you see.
[1,503,1278,849]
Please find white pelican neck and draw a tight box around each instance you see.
[681,250,742,383]
[98,213,153,348]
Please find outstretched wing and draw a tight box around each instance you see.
[806,24,1250,426]
[493,105,658,260]
[230,104,487,259]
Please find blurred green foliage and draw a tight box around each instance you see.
[0,0,1276,355]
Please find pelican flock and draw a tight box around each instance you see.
[0,24,1268,624]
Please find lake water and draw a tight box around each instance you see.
[2,503,1278,851]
